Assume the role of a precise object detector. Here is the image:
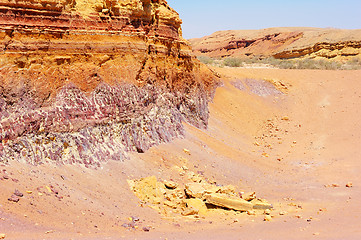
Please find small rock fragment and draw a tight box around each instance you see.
[218,185,237,196]
[121,223,129,228]
[8,195,19,203]
[183,149,191,155]
[319,208,327,212]
[0,233,5,239]
[184,199,207,215]
[14,189,23,197]
[182,208,198,216]
[50,186,59,194]
[247,210,256,216]
[142,226,150,232]
[182,165,189,170]
[101,8,109,14]
[264,209,271,215]
[281,116,290,121]
[164,200,178,209]
[279,211,288,215]
[164,180,178,189]
[242,192,256,201]
[264,215,272,221]
[45,186,52,193]
[346,182,353,188]
[185,183,206,199]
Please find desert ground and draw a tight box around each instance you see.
[1,67,360,239]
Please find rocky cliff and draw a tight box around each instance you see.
[0,0,217,166]
[190,27,361,60]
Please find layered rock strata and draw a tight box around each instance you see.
[0,0,217,166]
[190,27,361,60]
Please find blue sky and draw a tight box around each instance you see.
[167,0,361,39]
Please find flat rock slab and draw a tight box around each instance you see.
[204,193,253,211]
[252,199,273,210]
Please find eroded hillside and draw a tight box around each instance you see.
[190,27,361,60]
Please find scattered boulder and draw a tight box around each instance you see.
[0,233,5,239]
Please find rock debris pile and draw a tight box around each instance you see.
[128,176,272,218]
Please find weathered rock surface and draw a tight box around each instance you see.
[204,193,253,211]
[128,175,272,218]
[0,0,217,165]
[190,27,361,60]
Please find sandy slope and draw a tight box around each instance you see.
[1,68,361,239]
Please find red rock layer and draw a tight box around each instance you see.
[0,0,218,165]
[192,32,303,58]
[190,27,361,60]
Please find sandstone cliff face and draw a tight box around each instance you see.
[190,27,361,60]
[0,0,217,166]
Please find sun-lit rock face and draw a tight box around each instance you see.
[190,27,361,60]
[0,0,218,166]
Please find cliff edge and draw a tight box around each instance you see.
[0,0,217,165]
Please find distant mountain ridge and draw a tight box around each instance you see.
[189,27,361,60]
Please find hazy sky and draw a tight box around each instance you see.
[167,0,361,39]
